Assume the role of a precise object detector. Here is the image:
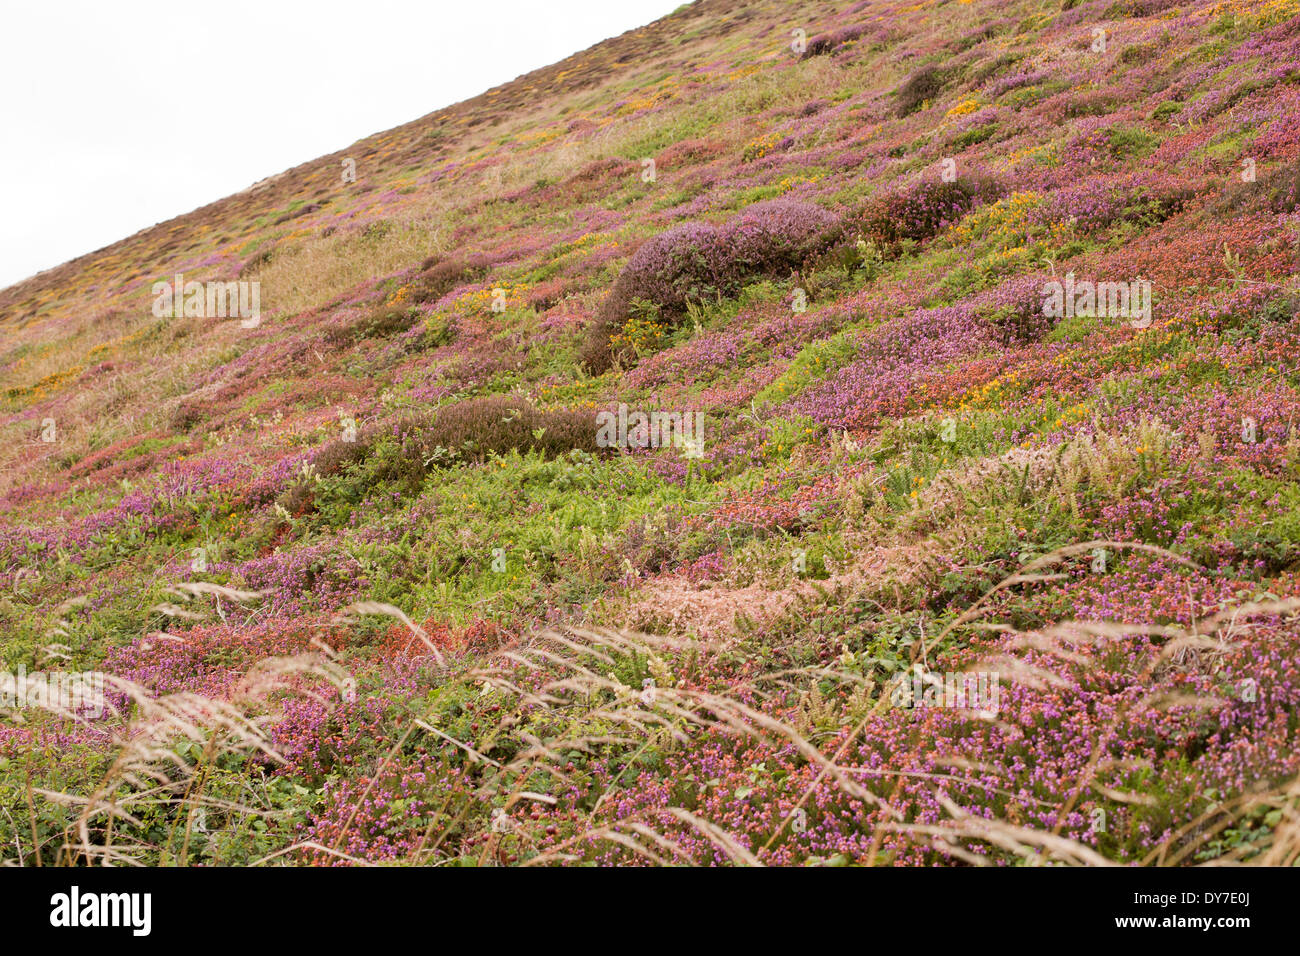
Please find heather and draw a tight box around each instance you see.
[2,0,1300,866]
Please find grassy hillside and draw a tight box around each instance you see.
[4,0,1300,865]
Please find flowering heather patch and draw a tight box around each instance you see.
[789,304,998,429]
[723,199,843,275]
[617,222,733,313]
[102,617,354,699]
[5,0,1300,870]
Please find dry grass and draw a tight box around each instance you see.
[12,556,1300,866]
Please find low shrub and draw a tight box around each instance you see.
[1151,99,1183,122]
[373,397,606,486]
[618,222,733,314]
[800,25,870,60]
[580,202,843,371]
[327,254,494,347]
[1211,156,1300,217]
[855,175,1003,251]
[410,254,493,305]
[238,247,273,278]
[296,396,608,502]
[724,199,844,276]
[896,64,947,116]
[169,399,209,432]
[329,305,424,346]
[1267,157,1300,214]
[951,124,997,150]
[986,274,1055,345]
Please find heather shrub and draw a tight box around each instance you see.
[1119,181,1198,227]
[722,200,843,276]
[800,25,869,60]
[578,317,618,374]
[410,254,493,305]
[1048,88,1120,120]
[1267,156,1300,214]
[802,32,838,59]
[618,222,733,314]
[987,69,1049,99]
[1211,156,1299,216]
[966,52,1026,86]
[582,205,842,371]
[428,396,601,460]
[855,175,1003,251]
[169,398,208,432]
[329,304,423,345]
[986,274,1055,344]
[313,431,374,476]
[292,397,607,502]
[1037,176,1198,235]
[276,476,319,518]
[272,201,322,226]
[895,64,947,116]
[1120,41,1158,65]
[278,425,386,514]
[580,224,729,373]
[327,254,494,346]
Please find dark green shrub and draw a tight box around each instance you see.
[1152,100,1183,121]
[896,65,947,116]
[951,124,997,150]
[367,397,607,488]
[409,254,493,305]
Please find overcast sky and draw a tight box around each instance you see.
[0,0,685,291]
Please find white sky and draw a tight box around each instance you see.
[0,0,685,291]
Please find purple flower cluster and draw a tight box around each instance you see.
[617,201,842,314]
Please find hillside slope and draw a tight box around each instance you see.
[4,0,1300,865]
